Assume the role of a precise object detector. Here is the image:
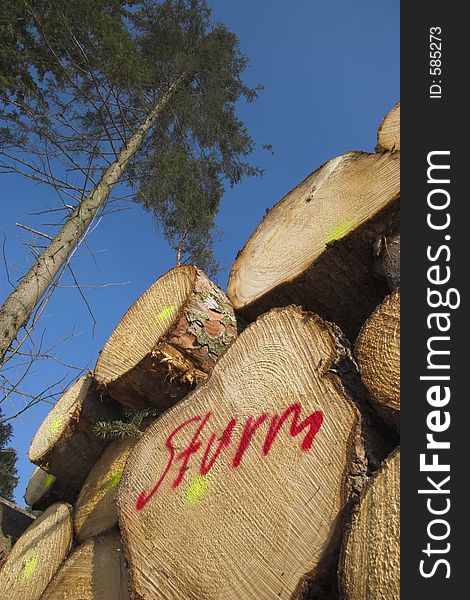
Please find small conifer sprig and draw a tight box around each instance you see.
[93,408,158,440]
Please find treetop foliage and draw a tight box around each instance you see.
[1,0,262,274]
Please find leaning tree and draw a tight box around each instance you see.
[0,0,262,367]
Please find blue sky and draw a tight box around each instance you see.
[0,0,399,505]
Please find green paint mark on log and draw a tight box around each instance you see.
[186,475,208,503]
[43,474,56,490]
[326,218,355,243]
[49,416,62,434]
[22,554,38,580]
[107,469,123,492]
[156,305,176,323]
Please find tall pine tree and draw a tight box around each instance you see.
[0,0,262,366]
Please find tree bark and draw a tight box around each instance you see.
[355,290,400,424]
[227,151,400,341]
[376,101,400,152]
[41,530,129,600]
[117,307,372,600]
[94,265,237,409]
[339,448,400,600]
[0,502,73,599]
[0,76,185,366]
[74,435,138,542]
[28,375,121,492]
[372,231,400,291]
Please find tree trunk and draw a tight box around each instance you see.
[339,448,400,599]
[0,502,73,600]
[117,307,371,600]
[74,435,138,542]
[41,530,129,600]
[24,467,77,511]
[376,101,400,152]
[28,376,121,492]
[0,498,35,570]
[0,76,185,366]
[227,151,400,341]
[94,266,237,409]
[355,290,400,424]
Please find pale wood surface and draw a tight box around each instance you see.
[0,502,73,600]
[95,266,237,409]
[355,290,400,420]
[377,102,400,152]
[28,376,119,491]
[340,448,400,599]
[117,307,368,600]
[74,436,137,542]
[227,151,400,339]
[41,530,129,599]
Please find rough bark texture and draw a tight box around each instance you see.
[117,307,372,600]
[74,436,137,542]
[0,502,73,600]
[0,77,184,366]
[372,230,400,291]
[0,498,35,570]
[41,530,129,599]
[355,291,400,424]
[376,101,400,152]
[24,467,78,511]
[339,448,400,599]
[227,151,400,341]
[28,376,121,492]
[94,266,237,409]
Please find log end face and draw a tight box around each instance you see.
[94,265,197,391]
[376,101,400,153]
[355,290,400,418]
[95,266,237,410]
[340,448,400,600]
[0,502,73,600]
[74,436,136,542]
[29,375,92,465]
[117,307,368,600]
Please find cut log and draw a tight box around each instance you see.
[376,101,400,152]
[41,530,129,599]
[0,502,73,600]
[117,307,370,600]
[227,151,400,340]
[94,265,237,409]
[355,290,400,423]
[74,436,137,542]
[339,448,400,599]
[372,231,400,291]
[24,467,77,511]
[28,376,121,492]
[0,498,35,570]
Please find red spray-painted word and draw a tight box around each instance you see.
[136,402,324,511]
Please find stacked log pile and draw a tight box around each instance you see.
[0,103,400,599]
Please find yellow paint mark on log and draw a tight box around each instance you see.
[156,305,176,323]
[49,416,62,434]
[186,475,208,503]
[326,218,355,243]
[107,469,123,492]
[22,554,38,580]
[43,474,56,490]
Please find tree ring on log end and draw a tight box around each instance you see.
[94,265,237,409]
[227,151,400,340]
